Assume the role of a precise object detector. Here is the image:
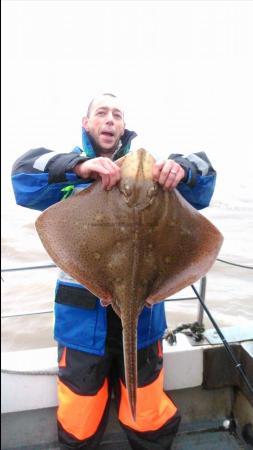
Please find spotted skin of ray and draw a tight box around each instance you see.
[35,148,223,421]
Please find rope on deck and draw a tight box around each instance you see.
[1,368,58,376]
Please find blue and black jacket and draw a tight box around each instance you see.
[12,128,217,355]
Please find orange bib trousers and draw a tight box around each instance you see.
[57,307,180,449]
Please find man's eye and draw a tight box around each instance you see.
[114,113,122,119]
[97,111,105,116]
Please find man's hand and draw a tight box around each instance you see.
[73,158,121,190]
[152,159,185,191]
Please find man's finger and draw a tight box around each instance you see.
[101,159,121,189]
[152,161,166,181]
[81,158,121,190]
[101,173,110,189]
[163,166,185,191]
[157,163,174,186]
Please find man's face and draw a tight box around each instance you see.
[82,96,125,154]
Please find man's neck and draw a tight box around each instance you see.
[99,150,115,159]
[87,133,120,159]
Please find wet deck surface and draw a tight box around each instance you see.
[100,431,246,449]
[10,430,246,450]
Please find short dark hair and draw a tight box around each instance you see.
[86,93,117,117]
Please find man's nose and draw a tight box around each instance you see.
[105,111,114,124]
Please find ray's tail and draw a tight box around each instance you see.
[121,316,138,421]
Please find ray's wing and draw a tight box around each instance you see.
[144,188,223,304]
[35,180,129,302]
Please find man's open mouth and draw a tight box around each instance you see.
[101,131,115,137]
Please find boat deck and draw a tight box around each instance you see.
[86,431,246,449]
[2,403,251,450]
[5,429,248,450]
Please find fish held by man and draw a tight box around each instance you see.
[35,148,223,421]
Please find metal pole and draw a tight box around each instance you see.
[196,276,207,327]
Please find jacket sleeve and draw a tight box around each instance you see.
[11,147,90,211]
[169,151,217,210]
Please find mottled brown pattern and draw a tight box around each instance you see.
[35,149,223,420]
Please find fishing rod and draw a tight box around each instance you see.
[191,284,253,396]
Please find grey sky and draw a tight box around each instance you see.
[2,1,253,205]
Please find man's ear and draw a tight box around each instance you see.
[82,116,89,131]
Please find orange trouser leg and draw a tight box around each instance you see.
[57,377,109,440]
[57,345,111,447]
[118,368,177,432]
[117,340,181,450]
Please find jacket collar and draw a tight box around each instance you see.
[81,128,137,160]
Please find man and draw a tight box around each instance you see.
[12,93,217,449]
